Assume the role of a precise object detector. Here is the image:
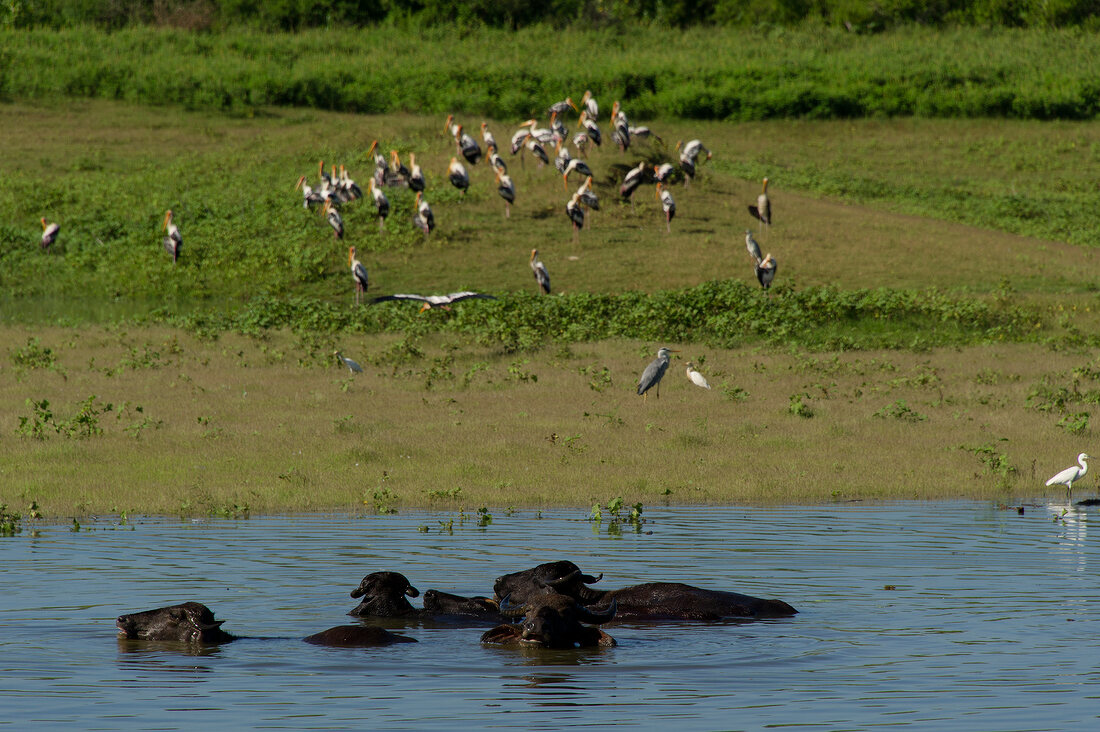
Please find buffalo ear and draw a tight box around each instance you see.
[350,575,375,598]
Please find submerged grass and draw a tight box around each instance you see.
[1,326,1094,516]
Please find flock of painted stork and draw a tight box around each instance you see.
[284,90,778,316]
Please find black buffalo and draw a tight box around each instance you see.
[116,602,235,644]
[348,571,421,617]
[349,571,503,623]
[494,560,798,621]
[481,593,617,649]
[117,602,416,647]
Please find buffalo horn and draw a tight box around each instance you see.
[576,598,617,625]
[543,569,582,589]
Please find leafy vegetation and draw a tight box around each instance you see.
[2,26,1100,120]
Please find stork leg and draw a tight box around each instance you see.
[666,213,671,234]
[505,202,510,219]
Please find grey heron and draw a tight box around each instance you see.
[1046,453,1092,499]
[530,249,550,294]
[686,362,711,390]
[40,218,59,251]
[162,210,182,263]
[746,229,762,263]
[637,347,679,401]
[334,350,363,374]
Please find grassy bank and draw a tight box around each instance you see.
[2,326,1096,518]
[3,101,1100,326]
[2,26,1099,121]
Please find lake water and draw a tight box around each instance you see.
[2,502,1098,731]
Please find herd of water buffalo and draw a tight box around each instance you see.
[116,560,798,650]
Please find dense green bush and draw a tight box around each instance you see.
[3,0,1099,30]
[3,25,1100,120]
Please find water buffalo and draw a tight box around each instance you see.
[303,625,417,647]
[494,561,798,621]
[349,571,503,623]
[492,561,603,605]
[117,602,416,647]
[348,571,421,617]
[116,602,235,644]
[481,593,617,649]
[421,589,502,622]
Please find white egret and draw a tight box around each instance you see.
[685,362,711,390]
[1046,453,1092,499]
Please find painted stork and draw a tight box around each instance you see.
[755,254,777,290]
[413,191,435,237]
[510,125,531,155]
[577,176,599,212]
[619,161,648,210]
[530,249,550,294]
[480,122,497,152]
[496,170,515,218]
[371,291,497,312]
[656,182,676,233]
[548,97,577,116]
[40,218,59,251]
[629,125,663,143]
[408,152,426,192]
[389,151,411,185]
[296,176,323,209]
[653,163,674,184]
[611,101,630,151]
[448,157,469,195]
[562,156,594,189]
[367,178,390,232]
[748,177,772,229]
[162,210,182,263]
[679,139,712,161]
[637,347,678,401]
[550,111,568,143]
[339,165,363,200]
[525,135,550,167]
[580,90,598,121]
[524,118,554,145]
[444,114,461,138]
[554,138,571,174]
[579,110,601,147]
[686,362,711,389]
[323,200,344,240]
[488,144,507,175]
[349,246,369,304]
[455,124,482,165]
[566,192,585,240]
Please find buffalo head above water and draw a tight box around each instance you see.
[348,571,421,617]
[492,560,604,605]
[116,602,236,644]
[481,593,617,649]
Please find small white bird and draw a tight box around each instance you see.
[1046,453,1092,498]
[334,350,363,374]
[685,362,711,390]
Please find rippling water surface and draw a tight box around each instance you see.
[3,502,1098,730]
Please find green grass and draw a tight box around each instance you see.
[2,26,1100,120]
[2,326,1095,516]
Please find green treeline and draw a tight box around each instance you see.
[3,25,1100,120]
[4,0,1100,31]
